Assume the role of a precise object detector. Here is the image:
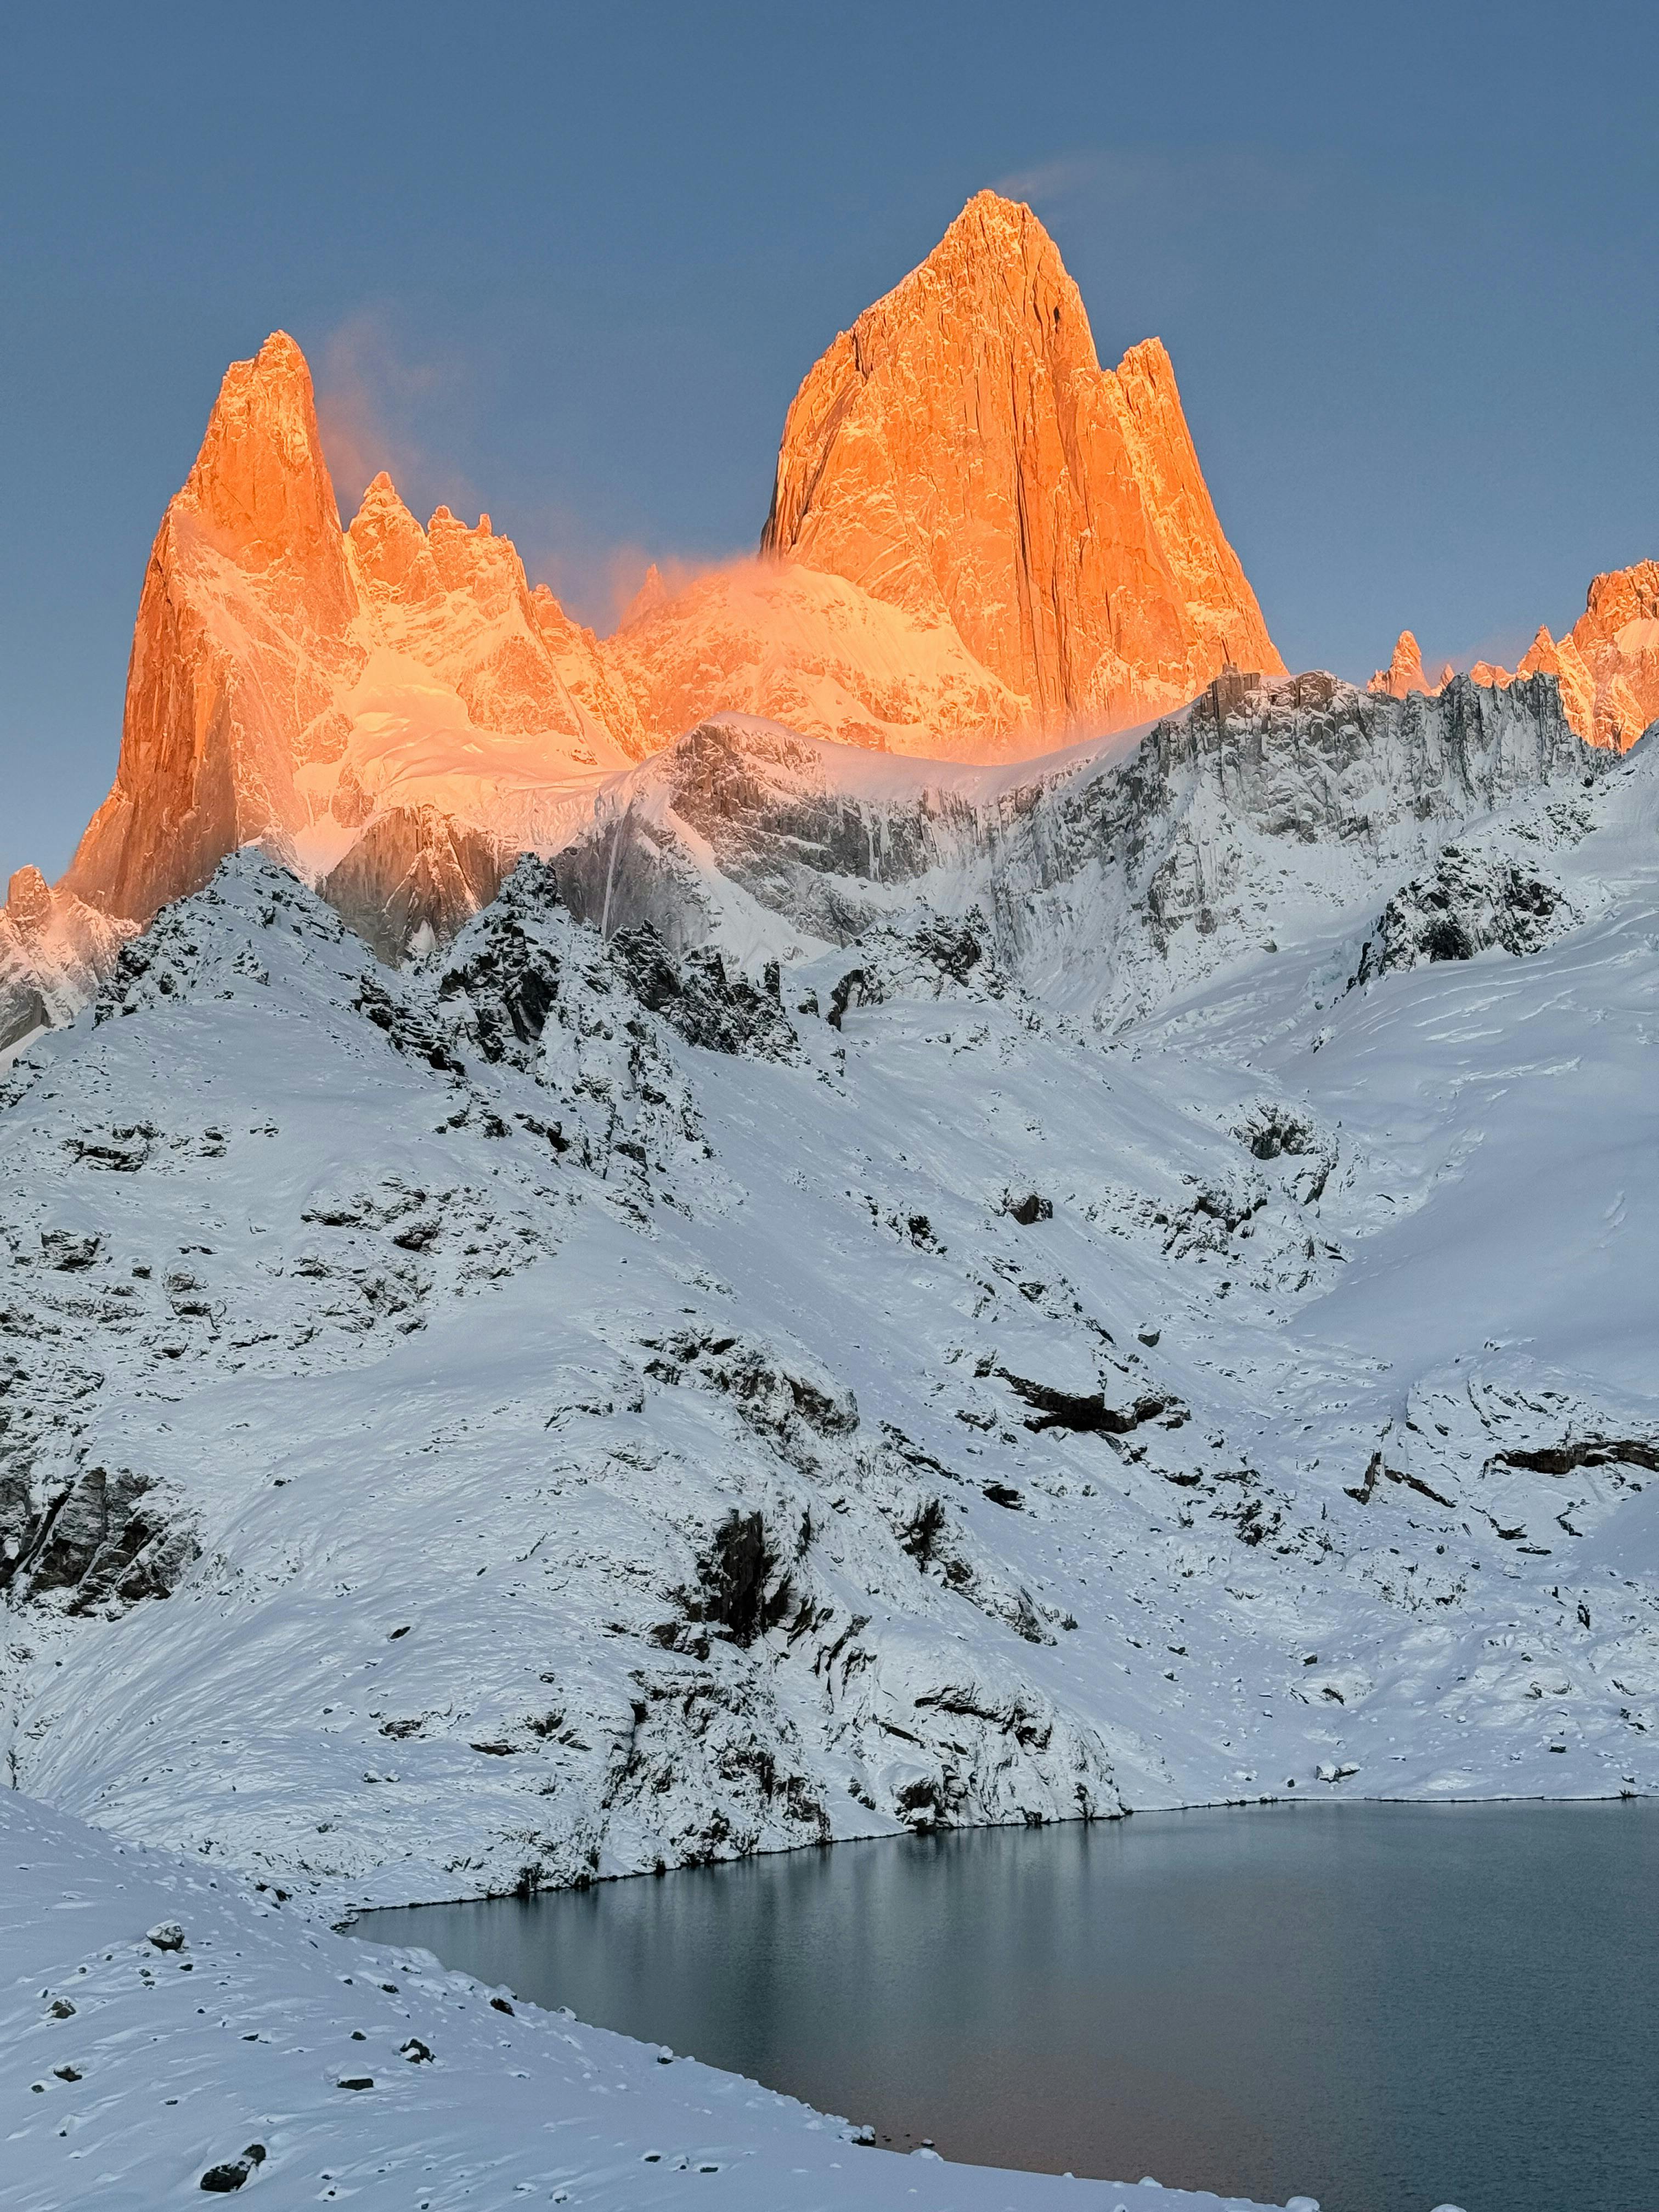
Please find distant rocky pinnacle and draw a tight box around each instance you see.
[1369,630,1454,700]
[1376,563,1659,750]
[0,865,133,1052]
[1476,563,1659,752]
[760,189,1282,731]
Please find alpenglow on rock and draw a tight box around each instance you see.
[53,333,638,949]
[759,189,1283,734]
[1370,629,1454,700]
[1467,560,1659,752]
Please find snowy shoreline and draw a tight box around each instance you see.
[325,1780,1651,1924]
[4,1788,1297,2212]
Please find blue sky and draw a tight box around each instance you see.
[4,1,1656,885]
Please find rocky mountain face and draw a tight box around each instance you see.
[60,332,361,928]
[3,194,1285,1044]
[1392,561,1659,752]
[556,668,1598,1024]
[0,867,134,1054]
[40,337,634,966]
[1502,563,1659,751]
[758,191,1282,735]
[8,189,1654,1081]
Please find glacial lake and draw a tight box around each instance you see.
[359,1802,1659,2212]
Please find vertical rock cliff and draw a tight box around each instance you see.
[50,335,635,960]
[63,334,361,923]
[758,189,1282,732]
[1545,562,1659,749]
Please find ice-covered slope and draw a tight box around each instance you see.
[3,720,1656,1923]
[605,557,1028,759]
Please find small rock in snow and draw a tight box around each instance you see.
[199,2145,265,2193]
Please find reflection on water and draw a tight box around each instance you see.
[359,1802,1658,2212]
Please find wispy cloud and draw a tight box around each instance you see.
[314,306,740,631]
[524,526,744,635]
[314,308,479,524]
[996,144,1316,228]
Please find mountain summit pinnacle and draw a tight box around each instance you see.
[760,189,1282,728]
[62,332,362,922]
[179,331,355,624]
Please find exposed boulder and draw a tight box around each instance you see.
[608,923,797,1060]
[1,1463,199,1614]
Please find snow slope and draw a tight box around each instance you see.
[2,704,1655,1930]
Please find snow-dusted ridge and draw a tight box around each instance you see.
[552,670,1600,1017]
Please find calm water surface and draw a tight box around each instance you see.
[360,1803,1658,2212]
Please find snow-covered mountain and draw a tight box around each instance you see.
[4,675,1655,1921]
[8,167,1659,2212]
[1,188,1289,1043]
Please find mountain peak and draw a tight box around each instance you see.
[759,193,1279,730]
[1370,630,1431,698]
[928,189,1065,279]
[620,563,668,628]
[5,865,52,935]
[179,331,350,612]
[347,471,431,595]
[1468,562,1658,751]
[934,187,1053,257]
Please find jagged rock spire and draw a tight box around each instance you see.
[64,332,362,923]
[760,188,1282,729]
[1370,630,1431,699]
[180,331,356,627]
